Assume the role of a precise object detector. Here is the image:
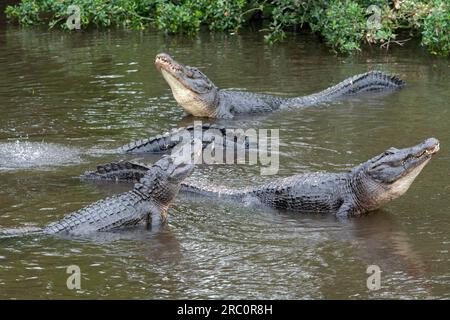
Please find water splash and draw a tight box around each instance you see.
[0,141,82,170]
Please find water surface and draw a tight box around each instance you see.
[0,26,449,299]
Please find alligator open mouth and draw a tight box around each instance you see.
[424,142,440,155]
[155,53,183,74]
[411,140,440,163]
[155,53,198,95]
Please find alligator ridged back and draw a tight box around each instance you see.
[81,158,179,203]
[288,71,405,106]
[41,191,154,235]
[81,161,150,182]
[45,158,177,235]
[119,123,230,154]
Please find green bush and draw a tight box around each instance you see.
[364,3,396,46]
[154,0,201,35]
[264,0,305,44]
[265,0,366,53]
[153,0,247,35]
[4,0,450,56]
[5,0,42,26]
[204,0,247,32]
[421,0,450,56]
[5,0,155,29]
[321,0,366,52]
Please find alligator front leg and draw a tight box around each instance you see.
[336,201,358,218]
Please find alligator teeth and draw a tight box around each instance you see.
[425,144,439,155]
[156,56,183,72]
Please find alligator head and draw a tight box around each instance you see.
[356,138,439,210]
[136,141,202,208]
[155,53,219,117]
[135,154,192,207]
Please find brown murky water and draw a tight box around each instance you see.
[0,25,449,299]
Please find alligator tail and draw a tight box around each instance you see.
[0,227,43,239]
[119,134,176,154]
[80,161,150,182]
[119,123,250,154]
[291,71,405,105]
[180,182,245,200]
[119,123,219,154]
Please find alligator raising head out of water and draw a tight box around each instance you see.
[82,138,439,217]
[0,152,196,238]
[155,53,406,119]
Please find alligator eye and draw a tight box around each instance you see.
[187,68,198,77]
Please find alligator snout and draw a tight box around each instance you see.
[155,53,183,73]
[155,53,174,68]
[422,138,440,155]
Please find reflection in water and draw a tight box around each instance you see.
[0,25,449,299]
[55,220,181,254]
[350,213,427,276]
[346,213,430,298]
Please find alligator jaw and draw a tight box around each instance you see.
[160,69,200,111]
[423,141,440,155]
[155,53,219,117]
[155,53,190,90]
[359,137,440,209]
[397,138,439,180]
[155,53,180,71]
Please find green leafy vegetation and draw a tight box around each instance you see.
[4,0,156,29]
[421,0,450,56]
[4,0,450,56]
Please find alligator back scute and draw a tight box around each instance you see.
[318,70,405,98]
[80,161,150,182]
[42,191,153,235]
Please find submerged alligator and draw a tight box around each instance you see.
[82,138,439,217]
[0,153,196,238]
[155,53,406,119]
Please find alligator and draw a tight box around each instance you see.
[155,53,406,119]
[0,152,196,238]
[119,122,249,154]
[81,138,439,217]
